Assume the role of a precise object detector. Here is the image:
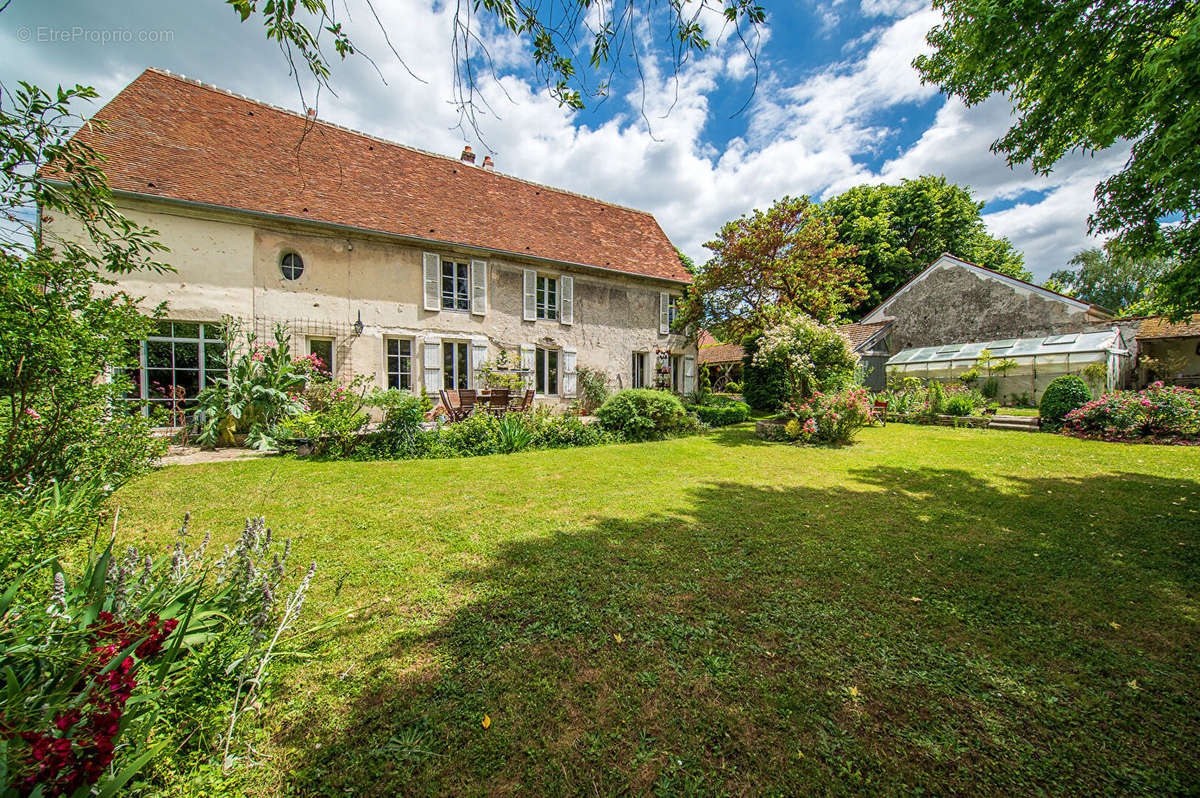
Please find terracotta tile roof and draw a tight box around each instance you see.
[838,320,892,350]
[1136,313,1200,340]
[698,342,746,364]
[68,69,688,283]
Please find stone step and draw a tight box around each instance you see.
[989,421,1042,432]
[990,415,1040,426]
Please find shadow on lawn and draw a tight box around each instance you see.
[277,467,1200,797]
[702,423,770,448]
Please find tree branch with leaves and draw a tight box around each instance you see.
[915,0,1200,319]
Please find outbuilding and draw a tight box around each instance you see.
[885,328,1131,404]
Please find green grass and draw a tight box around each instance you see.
[113,425,1200,795]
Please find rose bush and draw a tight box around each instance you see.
[1063,383,1200,441]
[783,387,873,445]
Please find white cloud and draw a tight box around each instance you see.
[0,0,1122,282]
[861,0,929,17]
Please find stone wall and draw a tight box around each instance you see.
[874,262,1098,352]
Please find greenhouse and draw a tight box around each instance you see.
[884,329,1131,404]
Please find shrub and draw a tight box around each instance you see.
[1063,383,1200,441]
[576,366,611,414]
[782,387,873,445]
[926,380,947,415]
[880,375,925,414]
[1039,375,1091,428]
[529,412,619,448]
[1,516,317,795]
[943,383,985,414]
[754,313,860,401]
[724,381,742,394]
[687,401,750,426]
[596,389,690,440]
[740,334,790,411]
[943,395,976,416]
[277,375,373,456]
[0,83,166,493]
[981,377,1000,400]
[427,412,502,458]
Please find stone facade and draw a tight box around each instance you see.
[861,254,1111,352]
[50,197,694,408]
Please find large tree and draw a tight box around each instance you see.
[688,196,865,341]
[914,0,1200,319]
[1045,243,1170,316]
[823,175,1030,315]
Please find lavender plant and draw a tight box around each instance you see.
[1,512,319,794]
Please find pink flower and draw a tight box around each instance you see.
[24,408,41,420]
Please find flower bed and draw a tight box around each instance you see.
[1062,383,1200,444]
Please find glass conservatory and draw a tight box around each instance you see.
[885,329,1131,403]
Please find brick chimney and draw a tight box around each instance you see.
[460,146,476,164]
[482,155,495,170]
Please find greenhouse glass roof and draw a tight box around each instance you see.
[886,329,1126,368]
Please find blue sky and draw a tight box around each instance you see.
[1,0,1127,279]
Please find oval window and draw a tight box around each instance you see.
[280,252,304,280]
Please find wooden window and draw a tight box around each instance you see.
[441,261,471,311]
[535,347,559,395]
[536,275,558,320]
[385,338,412,391]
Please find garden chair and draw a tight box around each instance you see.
[487,388,510,416]
[438,389,459,421]
[457,390,477,420]
[517,389,535,412]
[871,398,888,427]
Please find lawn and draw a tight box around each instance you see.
[112,424,1200,796]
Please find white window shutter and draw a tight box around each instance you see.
[471,338,488,382]
[520,344,536,389]
[559,275,574,325]
[659,292,670,335]
[562,348,578,398]
[683,354,696,395]
[470,259,487,316]
[422,336,441,393]
[423,253,440,312]
[523,269,537,321]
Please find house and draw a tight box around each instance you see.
[1135,314,1200,387]
[47,69,695,415]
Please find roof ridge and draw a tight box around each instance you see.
[142,67,659,219]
